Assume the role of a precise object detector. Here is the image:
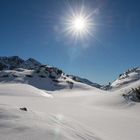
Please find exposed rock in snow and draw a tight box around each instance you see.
[0,56,40,70]
[20,58,41,69]
[122,86,140,102]
[102,67,140,90]
[0,56,100,90]
[0,56,24,70]
[67,75,101,88]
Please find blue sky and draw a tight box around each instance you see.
[0,0,140,84]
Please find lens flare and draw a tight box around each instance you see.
[63,5,94,40]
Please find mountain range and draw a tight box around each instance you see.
[0,56,101,90]
[0,56,140,91]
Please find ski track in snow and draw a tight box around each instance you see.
[48,114,102,140]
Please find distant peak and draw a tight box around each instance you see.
[26,58,41,65]
[9,56,21,59]
[0,56,41,70]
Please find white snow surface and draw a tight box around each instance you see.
[111,67,140,88]
[0,79,140,140]
[0,69,94,91]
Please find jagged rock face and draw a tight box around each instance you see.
[0,56,24,70]
[0,56,41,70]
[0,62,7,70]
[20,58,41,69]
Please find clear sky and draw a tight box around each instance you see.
[0,0,140,84]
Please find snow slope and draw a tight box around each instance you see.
[111,67,140,88]
[0,80,140,140]
[0,83,52,97]
[0,69,94,91]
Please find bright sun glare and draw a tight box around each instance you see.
[73,16,86,31]
[63,5,94,40]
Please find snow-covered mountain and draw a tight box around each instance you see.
[101,67,140,90]
[67,74,101,88]
[1,56,140,91]
[0,56,100,90]
[111,67,140,88]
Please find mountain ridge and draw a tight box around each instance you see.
[0,56,140,91]
[0,56,100,90]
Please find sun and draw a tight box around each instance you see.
[63,6,94,40]
[73,16,86,31]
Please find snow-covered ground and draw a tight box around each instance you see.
[0,59,140,140]
[111,67,140,88]
[0,69,95,91]
[0,79,140,140]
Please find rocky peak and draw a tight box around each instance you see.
[0,56,41,70]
